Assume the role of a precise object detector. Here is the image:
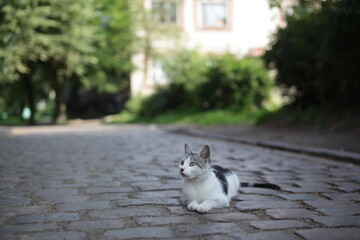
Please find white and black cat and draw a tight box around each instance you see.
[179,144,280,213]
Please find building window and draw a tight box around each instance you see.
[195,0,231,30]
[152,1,179,26]
[202,3,227,28]
[150,60,168,86]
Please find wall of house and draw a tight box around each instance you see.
[131,0,281,96]
[182,0,279,54]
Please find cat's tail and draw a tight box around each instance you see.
[240,182,281,190]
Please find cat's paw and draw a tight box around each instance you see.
[195,205,211,213]
[187,201,199,211]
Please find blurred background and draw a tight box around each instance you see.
[1,0,359,130]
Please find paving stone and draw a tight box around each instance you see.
[317,205,360,216]
[137,216,200,225]
[235,201,300,210]
[58,201,110,211]
[279,193,322,201]
[295,182,332,189]
[68,220,124,230]
[206,235,239,240]
[40,195,89,204]
[322,192,360,201]
[85,187,132,194]
[304,200,357,209]
[249,220,310,230]
[97,193,128,200]
[115,198,179,206]
[88,207,163,218]
[311,216,360,227]
[0,223,57,234]
[105,227,173,239]
[0,192,26,200]
[138,190,182,198]
[266,208,318,219]
[74,176,114,183]
[167,206,197,215]
[239,188,280,195]
[132,182,181,191]
[0,205,49,217]
[296,228,360,240]
[114,176,159,182]
[15,213,79,224]
[0,198,31,207]
[92,181,121,187]
[334,182,360,192]
[33,189,78,197]
[281,187,337,193]
[44,183,88,188]
[205,212,258,221]
[178,223,244,236]
[15,231,86,240]
[233,194,275,201]
[242,231,297,240]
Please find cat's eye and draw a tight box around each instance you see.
[180,160,184,165]
[189,162,196,167]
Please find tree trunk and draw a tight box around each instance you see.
[49,60,67,124]
[52,75,67,124]
[23,74,36,125]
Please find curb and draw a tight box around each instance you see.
[166,127,360,165]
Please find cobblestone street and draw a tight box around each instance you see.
[0,124,359,239]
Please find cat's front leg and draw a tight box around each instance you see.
[187,201,200,211]
[195,199,228,213]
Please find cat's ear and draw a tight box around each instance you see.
[184,143,192,155]
[200,145,210,161]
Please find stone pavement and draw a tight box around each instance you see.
[184,124,360,154]
[167,124,360,164]
[0,124,359,240]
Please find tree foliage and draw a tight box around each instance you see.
[85,0,134,93]
[136,51,274,118]
[265,0,360,109]
[0,0,97,123]
[0,0,96,82]
[0,0,134,124]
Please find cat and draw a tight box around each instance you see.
[179,144,280,213]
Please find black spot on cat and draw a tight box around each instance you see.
[212,165,229,195]
[212,165,231,174]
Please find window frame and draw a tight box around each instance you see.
[194,0,232,31]
[151,0,183,27]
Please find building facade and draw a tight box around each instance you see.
[131,0,282,96]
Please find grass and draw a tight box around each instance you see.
[0,116,25,126]
[256,105,360,130]
[107,108,271,125]
[108,103,360,131]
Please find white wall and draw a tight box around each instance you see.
[183,0,278,54]
[131,0,281,96]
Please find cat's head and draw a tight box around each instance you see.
[179,144,211,179]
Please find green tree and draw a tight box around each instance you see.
[265,0,360,109]
[85,0,134,93]
[130,0,182,91]
[0,0,96,124]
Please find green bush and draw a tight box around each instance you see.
[136,51,274,117]
[139,83,187,117]
[196,55,273,110]
[265,0,360,109]
[159,49,207,92]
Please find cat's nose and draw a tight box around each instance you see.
[180,168,184,173]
